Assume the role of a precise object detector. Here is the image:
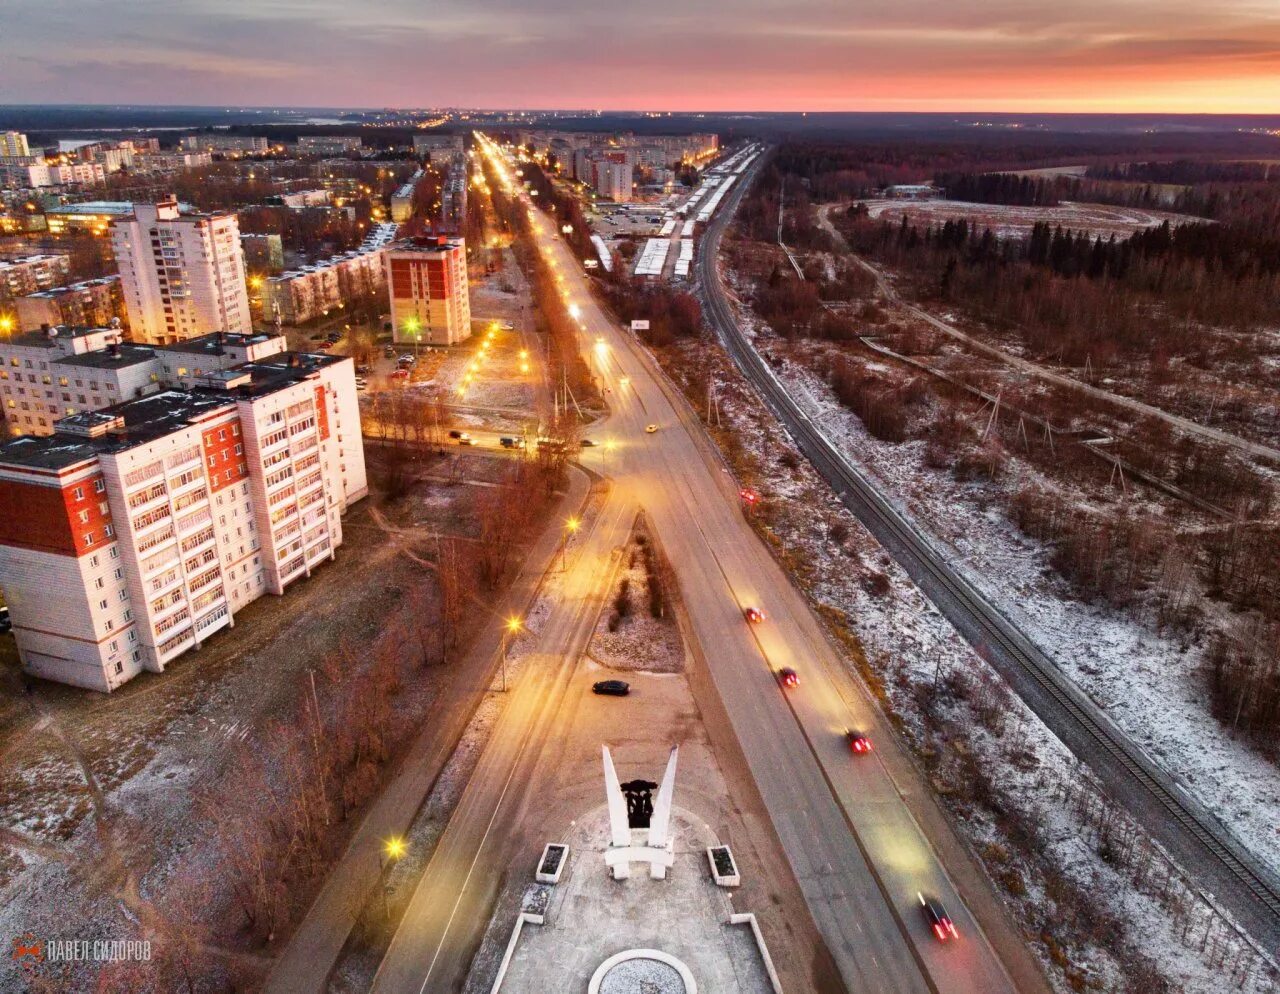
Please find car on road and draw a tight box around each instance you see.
[919,893,958,942]
[0,607,10,634]
[457,437,474,446]
[744,606,765,624]
[592,680,630,697]
[499,436,526,449]
[645,424,658,434]
[580,438,596,447]
[777,667,798,688]
[390,369,409,380]
[845,729,872,754]
[399,354,416,365]
[355,364,371,376]
[501,321,515,330]
[315,341,333,350]
[384,346,396,358]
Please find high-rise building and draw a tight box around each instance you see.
[412,134,465,164]
[384,236,471,346]
[110,198,253,345]
[0,350,366,691]
[2,132,30,157]
[596,161,634,202]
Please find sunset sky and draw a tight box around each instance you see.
[4,0,1280,112]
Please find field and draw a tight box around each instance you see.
[862,198,1203,239]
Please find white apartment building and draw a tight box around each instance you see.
[263,223,397,325]
[0,350,366,692]
[2,132,31,157]
[0,328,288,437]
[0,254,71,300]
[181,135,268,154]
[385,236,471,346]
[111,198,253,345]
[0,162,106,189]
[412,134,465,164]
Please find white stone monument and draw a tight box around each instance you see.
[602,745,679,880]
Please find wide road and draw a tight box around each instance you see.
[710,159,1280,951]
[371,480,638,993]
[463,135,1024,994]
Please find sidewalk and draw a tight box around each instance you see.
[263,465,592,994]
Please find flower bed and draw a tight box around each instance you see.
[535,842,569,884]
[706,845,740,887]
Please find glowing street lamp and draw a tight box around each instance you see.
[561,516,580,572]
[500,616,522,692]
[567,303,582,321]
[380,836,407,921]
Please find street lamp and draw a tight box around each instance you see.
[380,836,407,922]
[500,616,522,692]
[561,516,580,571]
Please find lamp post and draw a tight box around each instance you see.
[501,616,522,692]
[379,836,406,923]
[561,516,580,572]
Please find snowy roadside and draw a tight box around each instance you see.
[651,323,1278,994]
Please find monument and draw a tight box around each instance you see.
[602,745,679,880]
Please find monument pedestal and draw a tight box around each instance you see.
[602,745,679,881]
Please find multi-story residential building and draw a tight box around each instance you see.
[0,162,106,189]
[438,161,468,234]
[412,134,465,164]
[385,236,471,346]
[240,233,285,274]
[0,350,366,692]
[297,136,362,155]
[111,198,253,345]
[0,254,72,301]
[132,151,213,173]
[263,223,397,325]
[595,160,634,202]
[0,328,287,437]
[181,135,269,154]
[265,189,331,209]
[2,132,31,158]
[14,275,125,332]
[390,171,422,223]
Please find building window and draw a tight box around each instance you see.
[72,486,84,501]
[94,478,105,493]
[104,524,114,538]
[115,661,124,675]
[84,533,94,547]
[99,599,108,610]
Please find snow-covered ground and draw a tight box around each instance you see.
[654,305,1278,991]
[759,332,1280,885]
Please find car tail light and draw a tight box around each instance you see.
[934,923,947,941]
[947,921,958,938]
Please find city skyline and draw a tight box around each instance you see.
[4,0,1279,113]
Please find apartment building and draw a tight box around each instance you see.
[14,275,124,332]
[262,222,396,325]
[385,236,471,346]
[0,350,366,692]
[43,201,138,235]
[297,136,362,155]
[0,254,71,301]
[110,198,253,345]
[2,132,31,157]
[181,135,269,154]
[412,134,465,164]
[0,162,106,189]
[0,328,287,437]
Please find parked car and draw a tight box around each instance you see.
[744,606,765,624]
[315,341,333,350]
[592,680,630,697]
[310,333,326,342]
[0,607,11,634]
[384,346,396,358]
[457,437,474,446]
[845,729,872,754]
[919,893,958,942]
[499,436,525,449]
[777,667,798,688]
[355,364,371,376]
[390,369,409,380]
[645,424,658,434]
[399,354,416,365]
[580,438,596,448]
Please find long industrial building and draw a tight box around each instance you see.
[0,349,366,692]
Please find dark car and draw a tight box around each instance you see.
[580,438,596,447]
[448,429,465,439]
[777,667,798,689]
[592,680,630,697]
[845,729,872,754]
[0,607,10,634]
[500,436,525,449]
[919,893,958,942]
[355,364,371,376]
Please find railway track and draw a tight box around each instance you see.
[697,152,1280,953]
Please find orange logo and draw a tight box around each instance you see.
[11,933,43,963]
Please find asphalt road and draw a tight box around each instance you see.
[441,137,1024,994]
[708,159,1280,953]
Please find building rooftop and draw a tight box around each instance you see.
[56,343,158,370]
[160,331,280,356]
[229,351,345,397]
[44,201,136,216]
[24,275,120,299]
[11,325,120,349]
[389,235,464,254]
